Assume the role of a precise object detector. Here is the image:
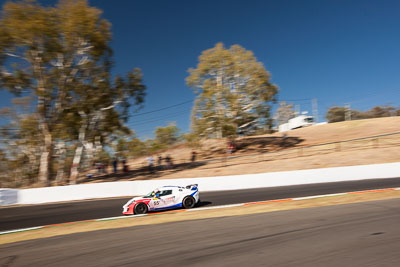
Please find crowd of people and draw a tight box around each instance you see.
[90,140,236,178]
[145,150,201,174]
[92,158,129,175]
[146,154,175,173]
[91,151,198,177]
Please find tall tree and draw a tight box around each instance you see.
[0,0,145,185]
[275,101,296,126]
[67,69,145,183]
[0,97,41,186]
[186,43,278,138]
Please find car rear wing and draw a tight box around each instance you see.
[186,184,198,190]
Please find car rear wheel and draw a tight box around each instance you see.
[182,196,196,209]
[134,202,148,214]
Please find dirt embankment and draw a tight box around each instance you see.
[84,117,400,183]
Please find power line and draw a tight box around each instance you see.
[131,99,193,117]
[130,111,188,127]
[132,128,159,135]
[278,98,311,102]
[129,106,190,124]
[324,87,400,106]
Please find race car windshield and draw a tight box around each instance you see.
[143,191,157,198]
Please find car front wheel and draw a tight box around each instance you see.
[182,196,196,209]
[134,202,148,214]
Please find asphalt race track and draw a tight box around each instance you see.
[1,177,400,231]
[1,198,399,266]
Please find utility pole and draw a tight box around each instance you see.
[345,103,351,121]
[312,98,319,123]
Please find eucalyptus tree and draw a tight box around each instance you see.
[275,101,296,126]
[186,43,278,138]
[0,0,146,185]
[0,97,41,186]
[68,69,145,183]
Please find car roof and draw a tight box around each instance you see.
[158,186,183,190]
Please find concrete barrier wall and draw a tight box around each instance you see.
[0,189,19,205]
[9,162,400,205]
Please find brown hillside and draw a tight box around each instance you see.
[270,116,400,146]
[83,117,400,184]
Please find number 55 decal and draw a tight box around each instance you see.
[153,201,160,206]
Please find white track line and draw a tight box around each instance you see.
[293,192,347,201]
[96,214,147,221]
[0,226,43,235]
[185,203,243,212]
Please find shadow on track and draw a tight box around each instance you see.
[196,201,212,208]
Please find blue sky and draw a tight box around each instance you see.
[1,0,400,139]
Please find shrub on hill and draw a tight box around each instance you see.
[326,105,399,123]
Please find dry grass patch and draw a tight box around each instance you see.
[2,189,400,245]
[80,117,400,183]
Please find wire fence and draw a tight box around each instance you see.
[3,130,400,188]
[222,131,400,168]
[106,131,400,178]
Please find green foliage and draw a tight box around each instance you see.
[96,150,111,162]
[183,133,201,149]
[115,135,157,158]
[113,124,182,159]
[221,124,237,137]
[325,107,346,123]
[365,106,396,118]
[115,137,129,158]
[127,137,147,157]
[326,105,399,123]
[154,123,180,146]
[145,139,165,154]
[0,0,146,185]
[0,97,41,187]
[186,43,278,138]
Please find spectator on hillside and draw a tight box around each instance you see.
[147,155,154,173]
[227,140,236,154]
[112,158,118,173]
[191,151,197,163]
[157,155,163,169]
[122,159,129,173]
[165,155,174,169]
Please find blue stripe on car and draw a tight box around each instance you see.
[153,203,183,211]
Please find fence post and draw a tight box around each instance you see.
[373,138,379,148]
[335,143,341,152]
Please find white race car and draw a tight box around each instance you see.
[122,184,200,215]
